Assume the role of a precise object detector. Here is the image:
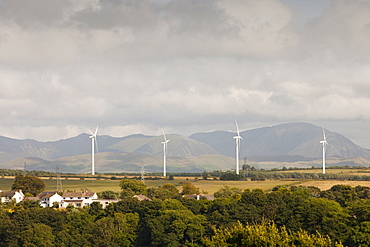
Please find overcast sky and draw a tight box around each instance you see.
[1,0,370,148]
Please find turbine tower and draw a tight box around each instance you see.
[88,126,98,176]
[161,130,169,177]
[233,120,242,175]
[320,126,328,174]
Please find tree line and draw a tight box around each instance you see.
[4,177,370,246]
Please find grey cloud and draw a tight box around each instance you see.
[1,0,370,148]
[0,0,69,27]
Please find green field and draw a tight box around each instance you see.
[0,178,122,193]
[0,177,302,194]
[2,168,370,194]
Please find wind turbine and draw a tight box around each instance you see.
[161,130,169,177]
[320,126,328,174]
[233,120,242,175]
[88,126,98,176]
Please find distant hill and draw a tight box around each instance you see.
[0,122,370,173]
[189,122,370,160]
[0,153,235,174]
[108,134,219,157]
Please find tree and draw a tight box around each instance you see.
[88,201,104,217]
[148,209,207,246]
[203,221,343,247]
[149,184,180,200]
[93,213,139,247]
[328,184,358,206]
[350,221,370,246]
[0,211,11,247]
[214,185,241,198]
[98,190,119,199]
[16,199,42,210]
[17,223,55,247]
[119,179,147,197]
[182,182,200,195]
[64,209,96,246]
[220,173,242,181]
[296,198,351,242]
[11,175,45,196]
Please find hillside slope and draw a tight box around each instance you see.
[190,122,370,160]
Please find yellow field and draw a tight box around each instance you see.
[297,180,370,191]
[278,168,370,174]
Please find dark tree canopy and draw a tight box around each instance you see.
[11,175,45,196]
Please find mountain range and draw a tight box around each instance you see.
[0,122,369,173]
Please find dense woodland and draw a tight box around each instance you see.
[4,176,370,246]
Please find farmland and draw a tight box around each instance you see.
[0,176,300,193]
[3,167,370,193]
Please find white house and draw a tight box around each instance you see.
[38,191,64,207]
[92,199,120,209]
[133,194,152,201]
[182,194,215,201]
[0,190,25,203]
[60,191,98,208]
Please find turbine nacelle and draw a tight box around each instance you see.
[320,126,328,147]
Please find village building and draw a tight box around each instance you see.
[60,191,98,208]
[0,190,25,203]
[182,194,215,200]
[133,194,152,201]
[38,191,64,207]
[92,199,120,209]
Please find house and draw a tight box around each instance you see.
[38,191,64,207]
[0,190,25,203]
[23,197,39,202]
[60,191,98,208]
[92,199,120,209]
[133,194,152,201]
[182,194,215,201]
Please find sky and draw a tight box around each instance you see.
[1,0,370,148]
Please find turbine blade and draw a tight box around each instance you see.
[94,126,99,136]
[235,119,240,136]
[88,129,94,135]
[95,137,99,153]
[322,126,326,141]
[162,129,167,141]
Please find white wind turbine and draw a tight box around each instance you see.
[320,126,328,174]
[88,126,98,176]
[161,130,170,177]
[233,120,242,175]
